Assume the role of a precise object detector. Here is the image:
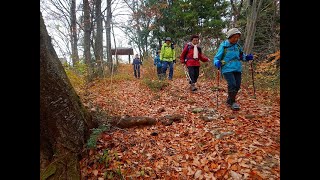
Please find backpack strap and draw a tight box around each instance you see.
[184,44,202,62]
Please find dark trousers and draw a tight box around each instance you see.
[133,64,140,78]
[223,72,242,93]
[223,71,241,104]
[156,66,162,79]
[187,66,200,84]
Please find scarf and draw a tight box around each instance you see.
[193,44,198,59]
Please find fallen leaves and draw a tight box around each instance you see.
[79,75,280,179]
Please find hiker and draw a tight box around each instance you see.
[132,54,142,78]
[154,50,162,79]
[213,28,254,110]
[180,34,210,91]
[160,37,176,80]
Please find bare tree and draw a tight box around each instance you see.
[71,0,80,65]
[105,0,113,70]
[123,0,155,61]
[83,0,93,80]
[95,0,104,76]
[243,0,264,54]
[40,12,97,178]
[230,0,244,28]
[41,0,80,66]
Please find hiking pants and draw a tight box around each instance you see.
[133,64,140,78]
[162,61,174,80]
[187,66,200,84]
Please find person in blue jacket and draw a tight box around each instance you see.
[154,50,162,79]
[213,28,254,110]
[132,54,142,78]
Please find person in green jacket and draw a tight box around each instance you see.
[160,37,176,80]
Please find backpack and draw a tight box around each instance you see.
[183,44,202,62]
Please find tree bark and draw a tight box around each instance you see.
[243,0,264,54]
[71,0,79,66]
[95,0,104,76]
[105,0,112,71]
[83,0,93,80]
[40,12,97,179]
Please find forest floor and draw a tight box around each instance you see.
[77,64,280,180]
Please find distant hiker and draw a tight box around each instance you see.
[154,50,162,79]
[160,37,176,80]
[213,28,254,110]
[180,34,210,91]
[132,54,142,78]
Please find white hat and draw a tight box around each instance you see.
[226,28,241,39]
[165,37,171,41]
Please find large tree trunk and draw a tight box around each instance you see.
[71,0,79,66]
[105,0,112,71]
[243,0,264,54]
[95,0,104,76]
[83,0,93,80]
[40,12,97,179]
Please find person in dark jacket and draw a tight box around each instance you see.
[180,34,210,91]
[132,54,142,78]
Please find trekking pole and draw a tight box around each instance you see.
[249,61,256,98]
[216,67,220,108]
[183,65,191,83]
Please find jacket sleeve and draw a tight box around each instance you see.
[180,45,188,63]
[213,44,224,66]
[199,51,209,62]
[160,45,164,61]
[173,50,176,61]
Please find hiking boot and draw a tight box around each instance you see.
[231,102,240,110]
[226,97,232,106]
[191,83,198,91]
[226,92,236,105]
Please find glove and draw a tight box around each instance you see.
[246,54,254,61]
[214,61,221,69]
[173,60,176,64]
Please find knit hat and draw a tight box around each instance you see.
[165,37,171,41]
[226,28,241,39]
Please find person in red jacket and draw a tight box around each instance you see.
[180,35,210,91]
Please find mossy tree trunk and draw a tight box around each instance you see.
[40,12,97,179]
